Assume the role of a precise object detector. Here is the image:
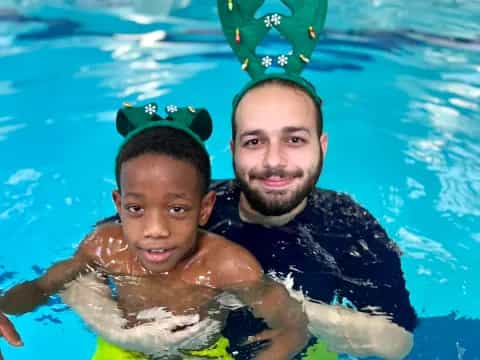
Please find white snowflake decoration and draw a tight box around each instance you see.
[144,104,157,115]
[270,13,282,26]
[277,55,288,67]
[261,56,272,68]
[264,16,272,28]
[166,105,178,113]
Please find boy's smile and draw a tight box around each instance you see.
[113,153,214,273]
[139,247,175,265]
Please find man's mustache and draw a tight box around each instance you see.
[249,167,303,180]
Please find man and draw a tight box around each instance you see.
[207,76,417,360]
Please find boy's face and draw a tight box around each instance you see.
[113,153,215,273]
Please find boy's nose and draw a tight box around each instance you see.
[143,212,170,239]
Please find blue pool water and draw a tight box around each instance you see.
[0,0,479,359]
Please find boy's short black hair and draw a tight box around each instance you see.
[115,126,211,195]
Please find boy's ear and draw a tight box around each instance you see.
[199,191,216,226]
[112,190,122,213]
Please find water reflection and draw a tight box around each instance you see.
[397,227,456,264]
[0,121,25,141]
[402,105,480,218]
[1,168,41,220]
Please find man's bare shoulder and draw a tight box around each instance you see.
[197,231,263,288]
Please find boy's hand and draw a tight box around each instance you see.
[0,312,22,360]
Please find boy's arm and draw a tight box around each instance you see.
[0,252,91,315]
[0,248,91,358]
[215,244,309,360]
[0,229,102,316]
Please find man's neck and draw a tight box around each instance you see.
[238,193,307,227]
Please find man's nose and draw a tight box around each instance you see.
[263,141,287,168]
[143,211,170,239]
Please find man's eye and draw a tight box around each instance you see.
[243,138,261,147]
[126,205,143,215]
[288,136,306,144]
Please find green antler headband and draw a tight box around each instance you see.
[217,0,328,107]
[116,102,213,152]
[218,0,328,77]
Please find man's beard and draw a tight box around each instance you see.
[234,158,322,217]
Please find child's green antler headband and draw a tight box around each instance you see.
[218,0,328,107]
[116,102,213,152]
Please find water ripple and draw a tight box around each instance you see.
[397,226,456,264]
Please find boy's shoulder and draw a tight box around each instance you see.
[196,231,263,288]
[94,221,123,237]
[78,222,130,271]
[82,222,123,248]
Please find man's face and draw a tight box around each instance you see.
[232,83,327,216]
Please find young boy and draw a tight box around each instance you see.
[0,103,308,360]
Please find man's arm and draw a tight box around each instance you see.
[215,243,309,360]
[231,279,310,360]
[305,301,413,360]
[312,250,415,360]
[306,194,417,359]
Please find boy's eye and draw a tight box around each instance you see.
[169,206,187,215]
[125,205,144,215]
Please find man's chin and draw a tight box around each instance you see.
[245,188,304,217]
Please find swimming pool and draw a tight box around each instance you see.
[0,0,479,358]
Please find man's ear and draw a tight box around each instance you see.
[230,139,234,154]
[112,190,122,214]
[320,133,328,158]
[199,191,216,226]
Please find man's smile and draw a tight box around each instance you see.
[260,176,296,190]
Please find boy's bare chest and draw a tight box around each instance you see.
[113,275,220,316]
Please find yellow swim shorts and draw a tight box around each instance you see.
[92,337,337,360]
[300,340,338,360]
[91,336,233,360]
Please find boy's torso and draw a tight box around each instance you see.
[82,223,244,321]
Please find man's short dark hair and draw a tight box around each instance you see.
[115,126,211,195]
[231,78,324,139]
